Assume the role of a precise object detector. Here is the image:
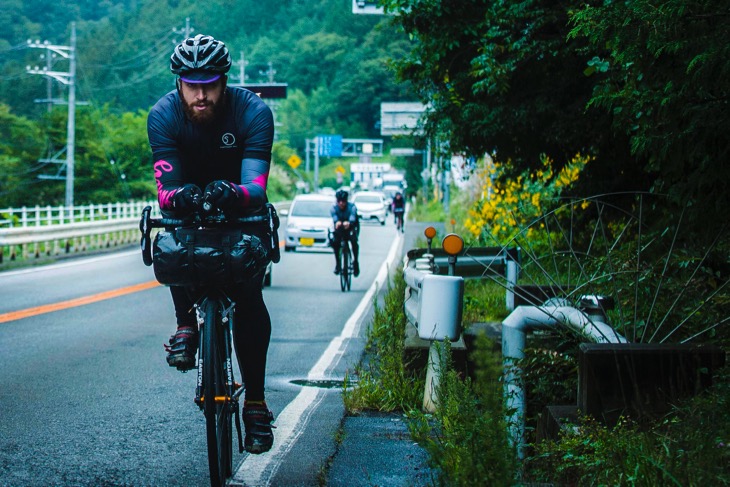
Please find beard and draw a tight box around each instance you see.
[182,93,225,125]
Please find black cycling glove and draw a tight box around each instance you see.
[204,180,243,211]
[172,184,203,215]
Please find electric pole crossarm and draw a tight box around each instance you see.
[26,68,71,85]
[27,40,71,59]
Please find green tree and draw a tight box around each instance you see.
[0,104,45,207]
[570,0,730,230]
[379,0,624,166]
[380,0,730,236]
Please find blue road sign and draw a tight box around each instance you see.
[317,135,343,157]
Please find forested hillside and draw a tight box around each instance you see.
[0,0,412,206]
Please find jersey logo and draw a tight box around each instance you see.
[221,132,236,148]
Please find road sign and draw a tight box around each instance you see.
[317,135,343,157]
[287,154,302,169]
[335,165,346,174]
[240,83,288,99]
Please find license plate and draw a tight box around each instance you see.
[299,237,315,246]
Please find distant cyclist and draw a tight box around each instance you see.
[147,34,275,454]
[392,191,405,232]
[330,189,360,277]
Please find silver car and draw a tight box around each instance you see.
[282,193,335,252]
[352,192,387,225]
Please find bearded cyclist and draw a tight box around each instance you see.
[147,34,275,454]
[330,189,360,277]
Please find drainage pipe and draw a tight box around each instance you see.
[502,303,628,459]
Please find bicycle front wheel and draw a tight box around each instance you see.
[340,244,351,292]
[202,298,233,486]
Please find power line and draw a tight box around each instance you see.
[82,30,175,70]
[0,43,30,53]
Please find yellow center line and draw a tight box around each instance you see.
[0,280,161,324]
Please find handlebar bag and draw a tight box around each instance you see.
[152,227,270,287]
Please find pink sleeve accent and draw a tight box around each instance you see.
[154,160,177,210]
[238,185,251,206]
[253,173,269,188]
[236,172,268,207]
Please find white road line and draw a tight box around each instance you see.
[231,233,403,486]
[0,249,138,277]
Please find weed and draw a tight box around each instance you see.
[408,336,518,486]
[343,269,424,413]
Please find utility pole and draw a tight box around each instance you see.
[256,62,277,83]
[172,17,194,40]
[233,51,248,84]
[27,22,77,207]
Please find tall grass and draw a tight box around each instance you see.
[343,269,424,412]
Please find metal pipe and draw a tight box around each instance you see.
[502,304,627,458]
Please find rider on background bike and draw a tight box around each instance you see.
[330,189,360,277]
[392,191,405,229]
[147,34,275,454]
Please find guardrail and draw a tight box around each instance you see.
[403,246,521,327]
[0,201,157,264]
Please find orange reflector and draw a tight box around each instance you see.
[199,395,231,403]
[424,226,437,239]
[442,233,464,255]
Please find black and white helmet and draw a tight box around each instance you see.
[170,34,231,81]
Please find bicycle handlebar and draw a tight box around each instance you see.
[148,213,269,228]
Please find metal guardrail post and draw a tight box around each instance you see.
[418,231,466,413]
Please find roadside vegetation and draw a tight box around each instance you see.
[344,234,729,485]
[343,149,729,484]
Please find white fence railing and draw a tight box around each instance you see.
[0,201,158,264]
[0,201,156,228]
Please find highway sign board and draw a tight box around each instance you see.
[317,135,343,157]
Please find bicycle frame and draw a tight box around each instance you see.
[193,290,243,421]
[394,208,405,232]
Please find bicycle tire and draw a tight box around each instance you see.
[339,242,348,292]
[202,298,233,486]
[341,242,351,292]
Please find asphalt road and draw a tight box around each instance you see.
[0,220,402,486]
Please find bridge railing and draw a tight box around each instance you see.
[0,201,158,264]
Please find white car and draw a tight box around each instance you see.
[352,192,387,225]
[282,193,335,252]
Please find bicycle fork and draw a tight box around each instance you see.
[193,299,246,453]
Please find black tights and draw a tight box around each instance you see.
[169,281,271,402]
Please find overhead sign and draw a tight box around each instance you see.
[317,135,343,157]
[241,83,288,99]
[380,102,427,136]
[352,0,385,14]
[287,154,302,169]
[350,163,392,185]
